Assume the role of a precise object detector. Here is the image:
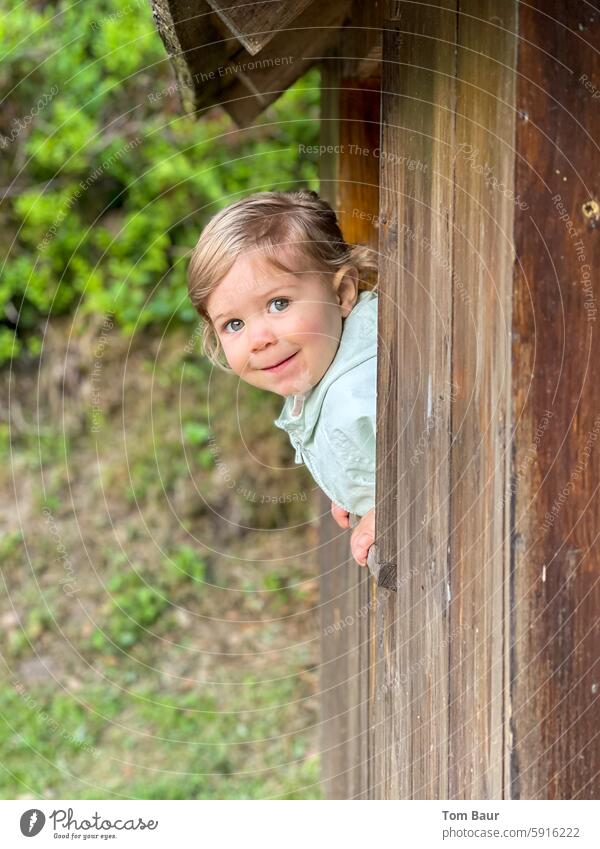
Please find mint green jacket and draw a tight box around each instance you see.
[273,290,377,516]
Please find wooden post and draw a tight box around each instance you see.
[375,0,457,801]
[373,0,599,799]
[510,0,600,799]
[374,0,517,798]
[448,0,517,799]
[318,4,382,799]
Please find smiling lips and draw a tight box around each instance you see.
[261,352,298,372]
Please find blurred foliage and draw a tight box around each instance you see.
[90,546,208,652]
[0,0,320,363]
[0,677,320,798]
[0,0,321,800]
[90,556,170,652]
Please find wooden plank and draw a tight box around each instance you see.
[318,48,380,800]
[511,0,600,799]
[376,0,457,799]
[207,0,314,55]
[340,0,383,81]
[151,0,349,125]
[319,488,371,799]
[318,61,357,800]
[222,1,350,127]
[448,0,517,800]
[336,77,381,251]
[336,76,380,796]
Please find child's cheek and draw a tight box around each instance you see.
[288,313,330,342]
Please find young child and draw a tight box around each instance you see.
[187,189,377,567]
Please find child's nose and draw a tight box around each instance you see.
[248,320,277,352]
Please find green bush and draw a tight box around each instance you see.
[1,0,320,363]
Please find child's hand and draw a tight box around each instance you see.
[331,501,350,529]
[350,507,375,567]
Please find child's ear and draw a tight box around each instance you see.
[333,265,359,318]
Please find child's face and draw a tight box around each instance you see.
[205,248,357,397]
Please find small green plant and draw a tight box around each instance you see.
[0,530,24,559]
[125,456,158,504]
[0,423,10,461]
[163,545,207,587]
[262,570,291,607]
[90,543,209,652]
[90,565,169,652]
[183,421,214,470]
[8,601,56,657]
[183,422,210,445]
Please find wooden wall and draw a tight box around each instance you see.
[319,0,600,799]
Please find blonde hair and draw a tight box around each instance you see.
[187,189,378,371]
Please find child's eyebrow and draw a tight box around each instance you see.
[212,283,295,324]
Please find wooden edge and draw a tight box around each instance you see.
[220,1,349,127]
[206,0,314,56]
[367,544,396,590]
[151,0,351,125]
[349,519,396,591]
[150,0,198,114]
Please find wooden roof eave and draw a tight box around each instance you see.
[206,0,315,56]
[150,0,352,127]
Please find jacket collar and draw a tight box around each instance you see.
[273,289,378,440]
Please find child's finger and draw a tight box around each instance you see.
[331,502,350,528]
[351,532,373,567]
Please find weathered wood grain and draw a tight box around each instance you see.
[318,46,380,800]
[375,0,457,800]
[150,0,349,126]
[222,1,351,127]
[150,0,236,113]
[511,0,600,799]
[448,0,517,800]
[207,0,314,55]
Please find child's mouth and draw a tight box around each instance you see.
[261,352,298,372]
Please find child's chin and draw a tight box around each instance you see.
[265,380,305,398]
[246,369,313,397]
[247,375,288,396]
[283,379,313,397]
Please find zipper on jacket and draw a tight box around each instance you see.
[291,437,303,464]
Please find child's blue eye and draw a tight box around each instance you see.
[268,297,290,313]
[222,298,289,333]
[224,318,244,333]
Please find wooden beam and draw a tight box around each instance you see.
[511,0,600,799]
[318,28,381,800]
[221,0,350,127]
[150,0,349,125]
[376,0,517,799]
[150,0,239,113]
[207,0,314,55]
[376,0,458,800]
[448,0,517,800]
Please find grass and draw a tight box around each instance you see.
[0,676,320,799]
[0,324,321,800]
